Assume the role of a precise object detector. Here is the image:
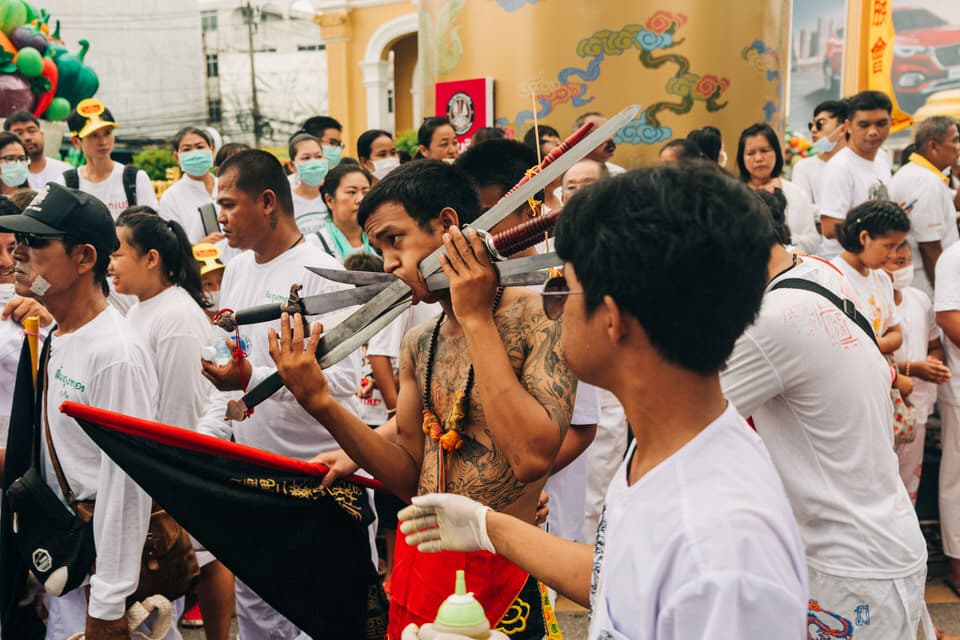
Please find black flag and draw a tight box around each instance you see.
[62,401,388,639]
[0,339,46,640]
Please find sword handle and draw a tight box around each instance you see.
[491,208,563,257]
[227,371,283,421]
[234,303,284,326]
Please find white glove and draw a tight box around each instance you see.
[398,493,495,553]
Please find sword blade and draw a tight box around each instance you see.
[424,252,561,291]
[295,282,393,316]
[305,267,394,286]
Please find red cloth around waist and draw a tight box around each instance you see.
[387,529,529,639]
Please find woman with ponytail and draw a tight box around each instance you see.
[109,207,235,640]
[831,199,911,355]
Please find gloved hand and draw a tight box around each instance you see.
[398,493,495,553]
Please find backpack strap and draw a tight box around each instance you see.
[770,277,880,350]
[122,164,139,206]
[63,169,78,190]
[314,231,336,258]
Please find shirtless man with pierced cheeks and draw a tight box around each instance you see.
[269,159,575,638]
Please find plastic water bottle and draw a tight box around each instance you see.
[201,335,251,366]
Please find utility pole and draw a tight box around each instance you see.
[243,1,261,148]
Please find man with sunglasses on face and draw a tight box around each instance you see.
[269,159,576,639]
[791,99,848,206]
[391,165,807,639]
[0,184,171,640]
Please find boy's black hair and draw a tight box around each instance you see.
[846,91,893,118]
[521,124,560,152]
[357,160,480,231]
[813,99,848,123]
[754,188,791,245]
[659,138,704,162]
[301,116,343,137]
[555,164,775,374]
[218,149,294,217]
[454,139,542,201]
[2,111,39,131]
[214,142,250,169]
[836,200,910,252]
[736,123,784,182]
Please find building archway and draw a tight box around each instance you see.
[360,13,419,133]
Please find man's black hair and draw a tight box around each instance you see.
[357,160,480,231]
[555,164,775,374]
[454,139,542,202]
[218,149,294,217]
[736,123,784,182]
[2,111,39,131]
[686,126,722,162]
[521,124,560,152]
[846,91,893,118]
[659,138,704,162]
[301,116,343,137]
[813,99,848,122]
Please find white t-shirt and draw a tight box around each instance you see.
[157,175,217,245]
[890,160,960,298]
[27,157,71,190]
[818,146,892,259]
[126,286,214,428]
[197,242,362,459]
[934,242,960,405]
[0,317,22,442]
[790,155,826,204]
[588,404,807,639]
[830,255,899,337]
[53,161,158,220]
[292,191,329,236]
[894,286,939,422]
[780,178,821,254]
[721,258,927,578]
[41,306,156,619]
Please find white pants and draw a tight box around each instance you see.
[545,447,588,542]
[807,566,933,639]
[894,420,926,504]
[45,588,183,640]
[583,390,628,545]
[940,402,960,558]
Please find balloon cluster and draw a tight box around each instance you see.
[0,2,98,121]
[784,129,816,159]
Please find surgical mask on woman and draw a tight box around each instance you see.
[296,158,329,187]
[0,161,27,187]
[371,156,400,180]
[179,149,214,177]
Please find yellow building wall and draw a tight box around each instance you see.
[393,34,418,134]
[419,0,792,168]
[316,2,417,158]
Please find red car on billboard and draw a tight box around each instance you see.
[823,7,960,112]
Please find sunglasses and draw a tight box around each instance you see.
[15,233,66,248]
[807,118,831,132]
[540,275,584,320]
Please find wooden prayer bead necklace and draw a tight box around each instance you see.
[422,287,504,492]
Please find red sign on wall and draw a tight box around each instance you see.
[435,77,494,147]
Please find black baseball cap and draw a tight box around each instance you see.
[0,183,119,255]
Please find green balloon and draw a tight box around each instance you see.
[15,45,42,77]
[2,0,25,35]
[22,1,36,23]
[44,96,69,121]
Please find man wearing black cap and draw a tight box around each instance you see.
[0,184,167,639]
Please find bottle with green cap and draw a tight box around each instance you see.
[417,570,509,640]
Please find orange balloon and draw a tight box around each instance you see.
[0,32,15,55]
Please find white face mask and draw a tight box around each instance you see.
[889,266,913,290]
[207,290,220,308]
[0,283,14,302]
[371,156,400,180]
[718,149,728,168]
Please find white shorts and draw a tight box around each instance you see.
[807,566,933,639]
